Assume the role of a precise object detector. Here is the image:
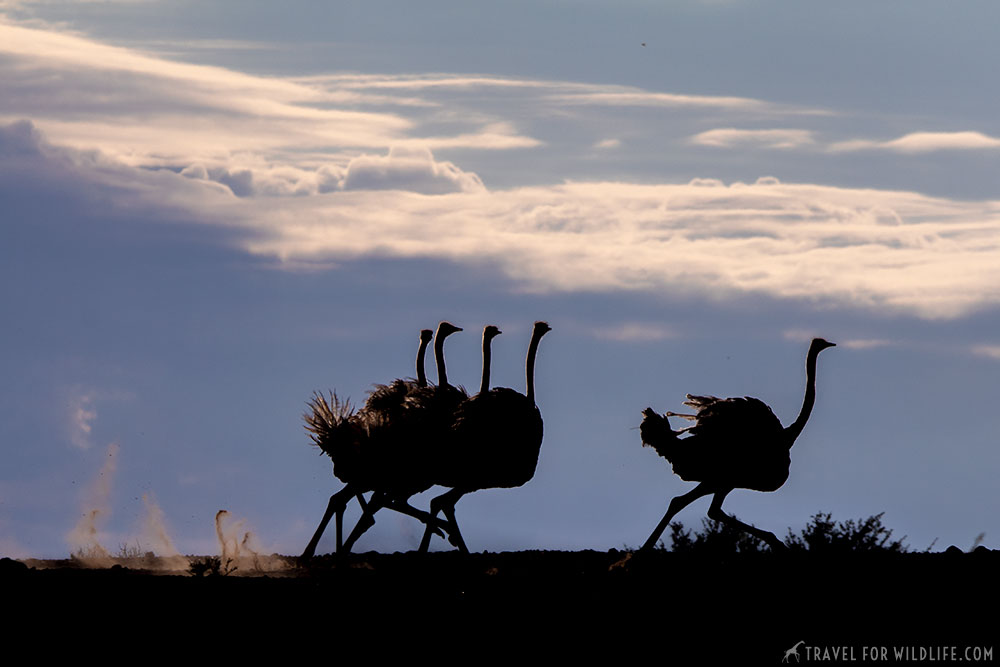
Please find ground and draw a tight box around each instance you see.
[3,549,996,661]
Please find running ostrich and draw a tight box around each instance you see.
[637,337,835,552]
[418,321,551,554]
[337,321,470,551]
[300,324,460,559]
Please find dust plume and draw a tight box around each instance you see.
[67,442,119,566]
[214,509,287,573]
[140,494,189,570]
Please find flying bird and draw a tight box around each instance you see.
[637,337,836,551]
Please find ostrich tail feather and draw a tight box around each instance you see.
[304,391,356,457]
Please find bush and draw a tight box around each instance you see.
[188,556,237,577]
[784,512,909,553]
[664,512,909,554]
[667,518,768,554]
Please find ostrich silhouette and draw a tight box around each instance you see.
[637,337,835,552]
[337,321,469,552]
[418,321,551,554]
[300,325,459,559]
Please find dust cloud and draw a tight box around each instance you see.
[62,442,289,573]
[66,442,119,566]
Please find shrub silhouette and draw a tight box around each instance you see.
[665,512,909,554]
[784,512,908,553]
[188,555,237,577]
[668,517,767,554]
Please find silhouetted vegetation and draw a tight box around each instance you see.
[188,555,237,576]
[665,511,911,553]
[117,540,145,559]
[667,517,767,554]
[784,512,909,553]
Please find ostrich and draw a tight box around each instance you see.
[363,327,435,418]
[637,337,835,552]
[418,321,551,554]
[300,327,452,559]
[337,321,468,552]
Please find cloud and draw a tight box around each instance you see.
[341,146,485,194]
[177,146,484,196]
[0,119,239,225]
[240,175,1000,320]
[302,73,559,91]
[68,391,97,450]
[971,345,1000,361]
[690,128,815,149]
[9,120,1000,321]
[785,331,891,350]
[594,139,621,150]
[303,72,828,115]
[0,117,45,155]
[840,338,892,350]
[549,90,770,111]
[830,131,1000,154]
[0,19,540,172]
[591,323,676,342]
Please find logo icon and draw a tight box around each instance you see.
[783,641,805,663]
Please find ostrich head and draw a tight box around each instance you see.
[810,338,836,354]
[420,329,433,344]
[533,321,552,338]
[484,325,502,341]
[437,321,463,338]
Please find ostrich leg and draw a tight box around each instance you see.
[639,482,713,552]
[707,489,786,550]
[342,491,388,552]
[418,488,468,553]
[301,485,358,560]
[341,493,449,552]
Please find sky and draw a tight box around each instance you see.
[2,0,999,559]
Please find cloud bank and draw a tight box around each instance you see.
[7,118,1000,320]
[4,18,1000,322]
[0,19,540,174]
[239,177,1000,319]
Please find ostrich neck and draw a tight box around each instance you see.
[785,349,820,447]
[416,337,430,387]
[435,334,449,387]
[480,335,493,394]
[525,330,543,405]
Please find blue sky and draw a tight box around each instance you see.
[2,1,999,558]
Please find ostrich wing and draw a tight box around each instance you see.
[443,387,542,490]
[364,379,415,417]
[682,394,783,440]
[675,394,790,490]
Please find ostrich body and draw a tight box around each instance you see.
[637,337,835,552]
[301,327,452,559]
[337,321,468,552]
[418,321,551,554]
